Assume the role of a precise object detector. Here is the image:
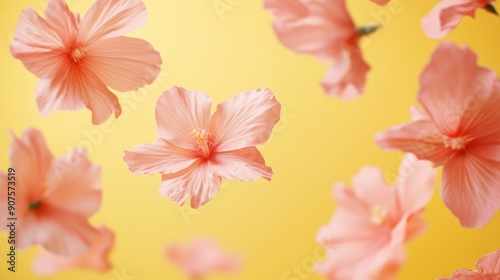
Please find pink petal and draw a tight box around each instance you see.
[421,0,490,39]
[209,88,281,152]
[403,210,428,243]
[123,139,199,175]
[477,250,500,274]
[9,129,53,202]
[418,43,498,135]
[211,147,273,181]
[35,66,122,125]
[45,149,101,218]
[442,153,500,227]
[409,105,431,121]
[264,0,356,61]
[159,161,222,208]
[375,120,453,166]
[371,0,391,5]
[321,50,370,100]
[10,8,65,78]
[155,87,212,151]
[32,226,114,275]
[0,172,7,231]
[78,0,147,44]
[438,269,484,279]
[86,36,162,92]
[395,154,436,215]
[44,0,80,46]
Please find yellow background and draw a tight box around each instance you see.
[1,0,500,279]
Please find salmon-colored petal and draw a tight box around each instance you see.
[78,0,147,44]
[10,8,65,78]
[395,154,436,215]
[421,0,491,39]
[211,147,273,181]
[32,226,114,275]
[155,87,212,151]
[44,149,101,218]
[476,250,500,274]
[209,88,281,152]
[321,50,370,100]
[44,0,79,45]
[123,139,199,175]
[264,0,356,60]
[36,67,122,125]
[39,205,99,256]
[438,269,484,279]
[418,43,497,135]
[409,106,431,121]
[9,129,53,201]
[375,120,452,166]
[160,162,222,208]
[371,0,390,5]
[403,210,427,243]
[87,36,162,92]
[442,153,500,227]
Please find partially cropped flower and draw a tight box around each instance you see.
[422,0,498,39]
[32,227,114,275]
[10,0,162,124]
[376,43,500,228]
[438,249,500,279]
[124,86,281,208]
[166,238,242,279]
[316,154,436,280]
[264,0,377,99]
[0,128,102,256]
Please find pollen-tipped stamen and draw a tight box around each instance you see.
[71,47,87,62]
[443,136,466,150]
[190,128,211,157]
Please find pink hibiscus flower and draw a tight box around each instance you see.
[422,0,498,39]
[32,226,114,275]
[166,238,242,279]
[375,43,500,228]
[10,0,162,124]
[0,128,102,256]
[438,250,500,279]
[264,0,377,99]
[123,86,281,208]
[316,154,436,280]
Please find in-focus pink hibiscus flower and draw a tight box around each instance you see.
[375,43,500,228]
[0,128,102,256]
[264,0,378,100]
[32,226,114,275]
[438,249,500,279]
[10,0,162,124]
[316,154,436,280]
[166,238,242,279]
[422,0,498,39]
[124,86,281,208]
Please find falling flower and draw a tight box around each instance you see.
[438,249,500,279]
[0,128,102,256]
[375,42,500,228]
[422,0,498,39]
[264,0,377,99]
[371,0,391,5]
[316,154,436,280]
[166,238,242,279]
[123,86,280,208]
[10,0,162,124]
[32,226,114,275]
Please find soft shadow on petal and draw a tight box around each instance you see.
[211,147,273,181]
[476,250,500,274]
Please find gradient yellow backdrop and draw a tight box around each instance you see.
[1,0,500,279]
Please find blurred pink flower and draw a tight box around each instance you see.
[375,43,500,228]
[166,238,242,279]
[422,0,497,39]
[10,0,162,124]
[32,226,114,275]
[316,154,436,280]
[438,250,500,279]
[124,86,281,208]
[264,0,375,99]
[0,128,101,256]
[371,0,390,5]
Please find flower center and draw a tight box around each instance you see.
[29,200,42,210]
[443,136,466,150]
[71,47,87,62]
[190,128,211,157]
[371,205,387,225]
